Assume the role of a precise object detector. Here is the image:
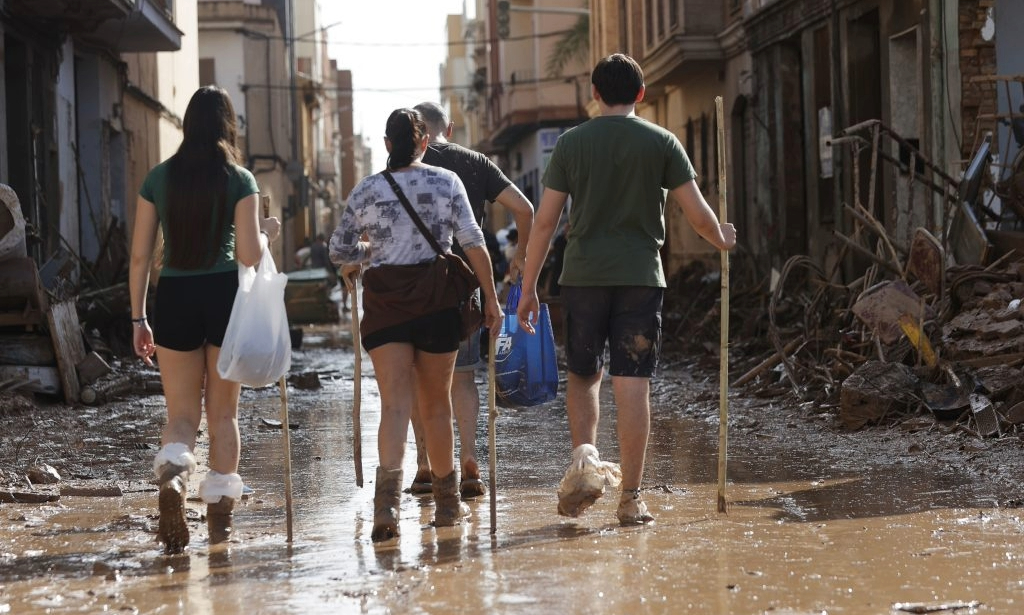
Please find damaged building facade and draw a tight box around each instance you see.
[0,0,362,403]
[556,1,1018,279]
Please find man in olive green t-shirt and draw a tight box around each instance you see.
[516,53,738,526]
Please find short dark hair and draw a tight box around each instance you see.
[591,53,644,106]
[413,102,449,136]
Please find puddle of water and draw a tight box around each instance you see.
[2,338,1023,613]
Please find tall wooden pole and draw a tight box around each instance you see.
[488,335,498,534]
[351,279,363,488]
[715,96,730,515]
[265,195,295,539]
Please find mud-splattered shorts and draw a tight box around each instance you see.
[561,286,663,378]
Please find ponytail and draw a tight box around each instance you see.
[385,108,428,170]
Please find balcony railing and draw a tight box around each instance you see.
[5,0,182,52]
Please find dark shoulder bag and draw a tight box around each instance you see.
[381,170,483,340]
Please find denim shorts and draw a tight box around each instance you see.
[561,285,663,378]
[153,270,238,351]
[454,328,483,372]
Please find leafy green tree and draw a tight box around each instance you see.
[546,6,589,78]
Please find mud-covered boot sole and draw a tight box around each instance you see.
[158,476,190,554]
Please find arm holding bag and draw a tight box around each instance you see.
[494,284,558,406]
[217,242,292,387]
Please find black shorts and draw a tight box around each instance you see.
[362,308,462,354]
[561,285,663,378]
[153,271,238,351]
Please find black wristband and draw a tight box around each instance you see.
[131,316,147,323]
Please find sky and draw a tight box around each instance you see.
[321,1,472,172]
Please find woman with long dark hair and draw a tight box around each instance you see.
[330,108,502,542]
[129,86,281,554]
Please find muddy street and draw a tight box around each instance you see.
[2,321,1024,614]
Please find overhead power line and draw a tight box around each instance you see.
[240,72,589,95]
[241,27,576,47]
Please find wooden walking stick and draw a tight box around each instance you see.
[715,96,730,514]
[488,335,498,534]
[348,273,363,488]
[263,196,294,540]
[279,376,295,542]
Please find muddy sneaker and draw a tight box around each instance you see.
[158,469,190,555]
[460,459,486,499]
[617,489,655,526]
[556,444,622,518]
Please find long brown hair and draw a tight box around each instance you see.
[164,86,242,270]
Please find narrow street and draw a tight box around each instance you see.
[2,320,1023,614]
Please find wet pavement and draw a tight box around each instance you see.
[2,322,1024,614]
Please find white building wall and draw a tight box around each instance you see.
[157,0,199,159]
[56,40,78,258]
[197,30,247,132]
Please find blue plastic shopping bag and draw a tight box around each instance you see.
[495,284,558,406]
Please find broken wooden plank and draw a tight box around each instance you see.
[0,334,56,365]
[59,485,124,497]
[732,337,804,387]
[0,490,60,504]
[47,300,86,405]
[0,365,60,395]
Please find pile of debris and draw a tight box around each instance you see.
[0,183,154,406]
[692,224,1024,439]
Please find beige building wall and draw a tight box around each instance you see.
[589,0,748,276]
[198,0,293,267]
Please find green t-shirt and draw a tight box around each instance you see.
[139,160,260,277]
[542,115,697,287]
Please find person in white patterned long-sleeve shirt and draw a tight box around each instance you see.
[328,108,502,543]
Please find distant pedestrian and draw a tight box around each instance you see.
[516,54,737,526]
[309,232,345,309]
[329,108,502,542]
[129,86,281,553]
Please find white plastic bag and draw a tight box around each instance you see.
[217,240,291,386]
[556,444,622,517]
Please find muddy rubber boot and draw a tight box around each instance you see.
[431,470,470,527]
[409,468,433,494]
[207,496,235,545]
[157,465,191,555]
[371,467,403,542]
[459,458,486,499]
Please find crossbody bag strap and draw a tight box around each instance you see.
[381,170,444,257]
